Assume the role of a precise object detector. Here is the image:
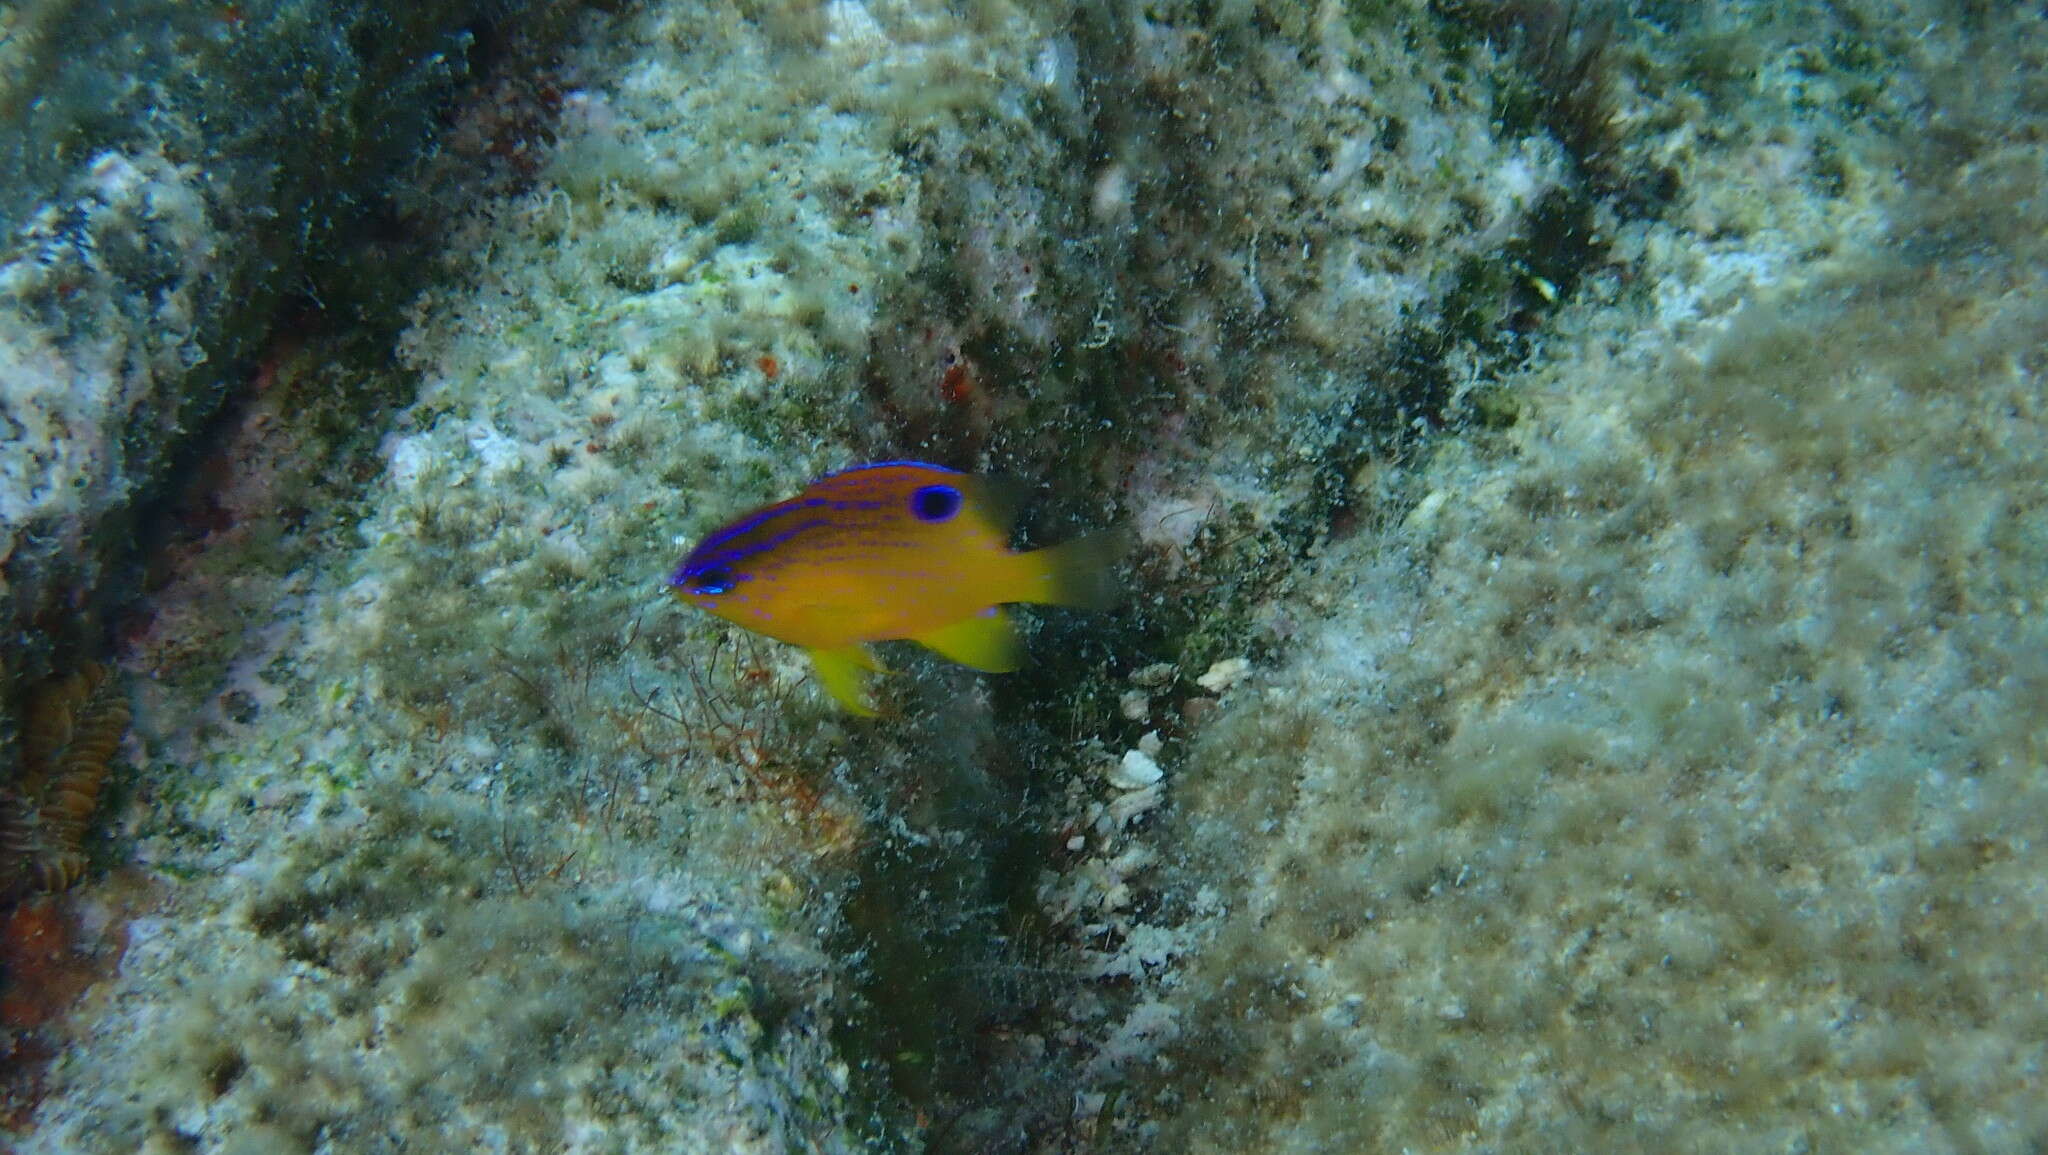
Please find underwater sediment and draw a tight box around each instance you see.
[2,0,2043,1152]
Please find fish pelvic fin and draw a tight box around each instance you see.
[1020,525,1130,611]
[914,607,1023,673]
[808,644,886,716]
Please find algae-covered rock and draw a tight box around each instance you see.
[8,0,2046,1151]
[0,0,575,693]
[1078,4,2048,1150]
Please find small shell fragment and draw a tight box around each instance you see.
[1404,490,1448,534]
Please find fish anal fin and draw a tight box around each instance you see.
[808,645,884,715]
[913,608,1023,673]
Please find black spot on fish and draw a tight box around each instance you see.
[911,484,963,523]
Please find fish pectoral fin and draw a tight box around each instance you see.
[808,645,884,715]
[913,608,1023,673]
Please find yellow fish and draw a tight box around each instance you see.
[669,461,1119,714]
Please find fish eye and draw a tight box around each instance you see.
[910,484,963,522]
[689,565,735,596]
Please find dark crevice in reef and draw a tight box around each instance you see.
[825,22,1222,1144]
[1300,0,1669,551]
[117,9,603,667]
[1305,180,1617,541]
[813,451,1145,1145]
[1434,0,1680,210]
[824,19,1260,1137]
[1,1,595,697]
[826,6,1679,1149]
[828,696,1109,1152]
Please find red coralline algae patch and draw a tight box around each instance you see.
[0,884,146,1130]
[0,902,79,1031]
[1,901,90,1126]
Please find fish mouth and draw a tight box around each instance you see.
[669,560,728,591]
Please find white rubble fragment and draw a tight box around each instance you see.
[1108,843,1155,876]
[1137,729,1163,758]
[1082,998,1182,1079]
[466,421,525,479]
[384,433,433,489]
[1196,656,1251,693]
[1107,785,1162,827]
[1404,489,1449,534]
[825,0,887,50]
[1130,662,1176,687]
[1099,878,1132,910]
[1108,748,1163,790]
[1119,689,1150,720]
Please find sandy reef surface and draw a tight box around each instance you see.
[1,0,2043,1152]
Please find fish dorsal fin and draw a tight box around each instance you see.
[913,608,1023,673]
[972,474,1028,538]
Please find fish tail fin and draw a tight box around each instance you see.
[1022,525,1130,611]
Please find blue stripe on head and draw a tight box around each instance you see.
[675,462,966,597]
[672,503,824,595]
[814,460,962,482]
[692,501,803,556]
